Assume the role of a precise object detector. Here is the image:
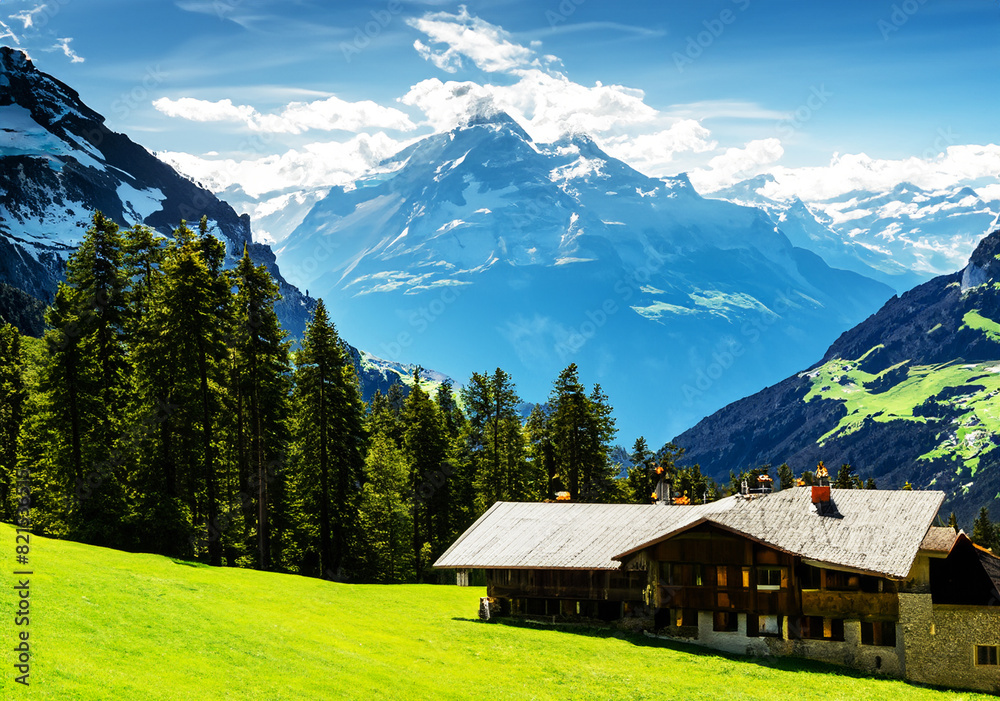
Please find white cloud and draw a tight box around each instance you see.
[400,71,661,144]
[749,145,1000,202]
[407,6,536,73]
[10,5,47,30]
[153,97,256,123]
[599,121,717,176]
[689,138,785,192]
[153,95,416,134]
[53,37,83,63]
[158,132,408,198]
[0,20,21,45]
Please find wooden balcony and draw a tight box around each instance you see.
[658,586,797,615]
[801,590,898,619]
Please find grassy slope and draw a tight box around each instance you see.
[0,523,991,701]
[802,347,1000,482]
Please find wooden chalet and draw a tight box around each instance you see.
[434,487,1000,693]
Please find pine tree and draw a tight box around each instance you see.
[777,463,794,491]
[948,512,958,530]
[402,369,449,580]
[525,404,555,498]
[547,364,618,502]
[833,462,856,489]
[356,430,414,583]
[0,324,25,520]
[289,300,366,579]
[436,381,474,544]
[231,246,291,570]
[624,437,655,503]
[461,369,534,512]
[132,221,232,563]
[972,507,996,552]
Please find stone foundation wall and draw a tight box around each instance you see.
[655,612,904,677]
[901,593,1000,694]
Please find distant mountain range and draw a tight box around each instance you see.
[711,174,1000,294]
[675,220,1000,525]
[274,108,896,440]
[0,47,422,400]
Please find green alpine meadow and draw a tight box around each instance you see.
[0,523,991,701]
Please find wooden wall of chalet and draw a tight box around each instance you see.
[486,568,646,603]
[651,523,800,616]
[648,522,899,622]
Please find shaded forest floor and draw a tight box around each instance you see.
[0,523,991,700]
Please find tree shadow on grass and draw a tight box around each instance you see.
[170,558,210,568]
[452,616,984,696]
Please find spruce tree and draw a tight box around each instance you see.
[132,221,231,563]
[972,507,996,552]
[232,246,291,570]
[461,369,534,512]
[547,364,618,502]
[402,369,449,580]
[356,430,414,583]
[0,324,25,520]
[624,436,655,503]
[777,463,795,491]
[289,300,365,578]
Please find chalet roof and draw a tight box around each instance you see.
[433,501,719,571]
[920,526,959,553]
[434,489,945,579]
[973,541,1000,595]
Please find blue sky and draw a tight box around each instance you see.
[2,0,998,200]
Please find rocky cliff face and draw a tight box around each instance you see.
[0,47,311,338]
[675,228,1000,525]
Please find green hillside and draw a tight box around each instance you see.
[0,524,991,700]
[802,350,1000,480]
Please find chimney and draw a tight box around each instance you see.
[811,461,832,513]
[811,485,831,504]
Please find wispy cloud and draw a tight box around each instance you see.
[153,95,416,133]
[53,37,83,63]
[408,6,538,74]
[10,4,47,30]
[0,19,21,45]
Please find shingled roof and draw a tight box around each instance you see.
[434,489,945,579]
[920,526,959,553]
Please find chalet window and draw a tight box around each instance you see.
[674,608,698,627]
[716,565,728,587]
[713,611,738,632]
[757,567,785,591]
[748,614,782,637]
[661,563,703,587]
[742,567,751,588]
[797,616,845,642]
[825,569,861,591]
[861,621,896,647]
[976,645,999,666]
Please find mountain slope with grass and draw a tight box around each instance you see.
[675,227,1000,525]
[0,523,989,700]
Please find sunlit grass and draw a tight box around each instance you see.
[0,523,991,700]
